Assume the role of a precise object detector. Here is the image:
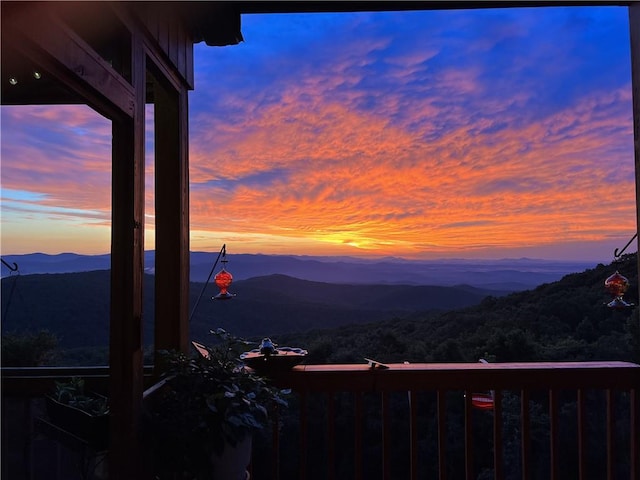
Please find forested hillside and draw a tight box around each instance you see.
[1,270,503,365]
[1,254,637,366]
[275,254,639,365]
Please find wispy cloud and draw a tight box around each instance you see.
[1,105,112,211]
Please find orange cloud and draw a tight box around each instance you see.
[188,79,634,259]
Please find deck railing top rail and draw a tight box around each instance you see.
[2,361,639,397]
[268,361,640,391]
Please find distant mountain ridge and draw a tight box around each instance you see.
[1,251,595,291]
[3,255,636,365]
[274,253,639,366]
[0,271,506,349]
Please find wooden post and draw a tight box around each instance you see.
[153,73,191,356]
[628,0,640,457]
[109,33,146,479]
[630,4,640,312]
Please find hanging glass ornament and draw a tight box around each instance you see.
[213,265,235,300]
[604,270,633,309]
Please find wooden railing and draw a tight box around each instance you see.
[1,366,150,480]
[2,361,639,480]
[261,361,640,480]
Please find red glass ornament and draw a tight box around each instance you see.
[214,268,233,296]
[604,271,629,298]
[604,270,633,309]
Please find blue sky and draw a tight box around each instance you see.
[1,5,636,262]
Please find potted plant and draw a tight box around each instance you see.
[144,328,287,480]
[45,376,110,450]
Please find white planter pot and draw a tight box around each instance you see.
[211,435,252,480]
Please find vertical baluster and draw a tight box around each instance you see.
[493,389,503,480]
[521,389,530,480]
[577,389,586,480]
[409,390,418,480]
[437,390,447,480]
[327,392,336,480]
[631,389,638,480]
[271,403,280,480]
[56,442,62,479]
[606,389,614,480]
[382,391,391,480]
[354,392,363,480]
[299,391,308,480]
[26,398,35,480]
[464,389,474,480]
[549,389,559,480]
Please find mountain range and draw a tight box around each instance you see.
[2,253,636,367]
[1,271,506,349]
[1,251,596,290]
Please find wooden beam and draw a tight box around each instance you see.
[630,4,640,309]
[109,33,146,479]
[110,2,195,92]
[153,71,191,356]
[3,3,134,118]
[226,0,631,14]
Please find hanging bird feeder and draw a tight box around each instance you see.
[605,234,636,310]
[604,270,633,309]
[213,260,235,300]
[189,244,237,323]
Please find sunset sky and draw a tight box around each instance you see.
[1,5,637,262]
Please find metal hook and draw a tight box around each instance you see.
[614,233,638,260]
[1,258,19,272]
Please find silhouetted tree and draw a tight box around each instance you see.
[1,330,58,366]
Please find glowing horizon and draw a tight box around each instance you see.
[1,7,636,263]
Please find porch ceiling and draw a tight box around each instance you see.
[1,45,82,106]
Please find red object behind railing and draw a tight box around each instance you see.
[471,392,494,410]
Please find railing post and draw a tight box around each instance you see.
[631,389,638,480]
[299,391,308,480]
[521,389,531,480]
[493,389,503,480]
[271,403,280,480]
[381,391,391,480]
[577,389,586,480]
[549,390,559,480]
[354,392,363,480]
[409,390,418,480]
[327,392,336,480]
[464,389,474,480]
[437,390,447,480]
[606,389,615,480]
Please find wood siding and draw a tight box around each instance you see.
[132,3,195,89]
